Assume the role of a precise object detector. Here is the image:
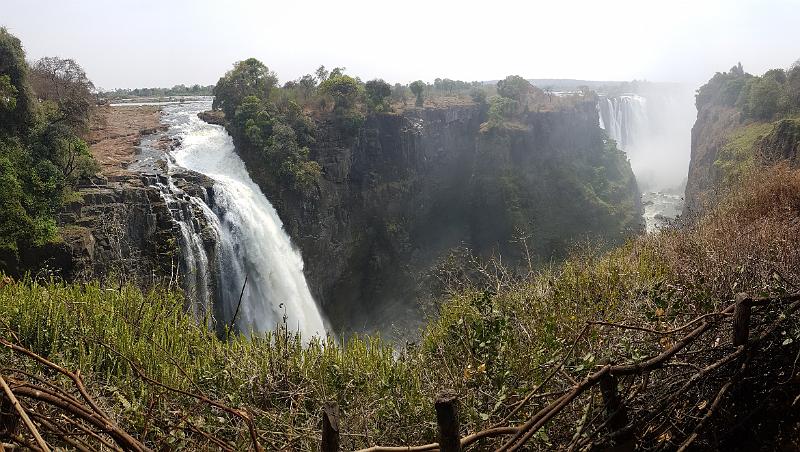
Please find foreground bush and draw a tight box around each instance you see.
[1,164,800,450]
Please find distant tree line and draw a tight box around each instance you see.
[100,84,214,99]
[0,28,98,256]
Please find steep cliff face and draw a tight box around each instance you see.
[759,118,800,163]
[230,101,642,334]
[685,108,800,216]
[683,104,740,215]
[4,171,217,287]
[471,103,641,259]
[685,65,800,216]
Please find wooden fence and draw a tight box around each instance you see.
[319,292,800,452]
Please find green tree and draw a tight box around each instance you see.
[487,96,517,127]
[746,76,782,120]
[497,75,533,103]
[0,74,17,111]
[329,67,346,79]
[470,87,487,105]
[298,74,317,97]
[0,27,35,136]
[319,75,362,112]
[212,58,278,118]
[34,123,97,188]
[365,79,391,111]
[0,28,98,257]
[409,80,426,107]
[787,63,800,113]
[315,65,329,83]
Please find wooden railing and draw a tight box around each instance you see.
[319,292,800,452]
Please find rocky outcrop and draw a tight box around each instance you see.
[55,177,179,281]
[197,110,225,126]
[759,118,800,164]
[684,66,800,217]
[685,111,800,217]
[225,101,642,335]
[7,170,217,286]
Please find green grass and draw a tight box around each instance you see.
[0,241,676,449]
[714,121,774,187]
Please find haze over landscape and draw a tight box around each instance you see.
[3,0,799,88]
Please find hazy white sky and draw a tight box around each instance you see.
[3,0,799,90]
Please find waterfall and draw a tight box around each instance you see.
[596,94,648,150]
[149,100,326,338]
[156,181,214,321]
[596,88,696,231]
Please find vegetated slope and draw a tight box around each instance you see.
[209,61,642,335]
[685,61,800,216]
[0,28,98,272]
[2,157,799,450]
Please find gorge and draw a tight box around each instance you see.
[595,84,696,230]
[5,77,698,341]
[3,13,800,449]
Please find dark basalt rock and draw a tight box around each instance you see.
[222,101,642,337]
[198,110,225,126]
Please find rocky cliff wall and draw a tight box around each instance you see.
[230,101,642,335]
[5,170,217,287]
[683,103,740,215]
[684,109,800,217]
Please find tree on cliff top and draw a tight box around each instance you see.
[0,27,35,136]
[0,29,59,253]
[213,58,278,118]
[30,57,96,132]
[409,80,425,106]
[365,79,391,112]
[319,75,362,112]
[497,75,534,103]
[0,28,99,258]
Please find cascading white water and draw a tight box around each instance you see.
[597,88,695,231]
[597,94,649,157]
[157,101,326,338]
[157,183,213,320]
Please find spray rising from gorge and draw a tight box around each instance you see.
[596,85,696,230]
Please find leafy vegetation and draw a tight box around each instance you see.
[3,161,799,449]
[482,75,593,131]
[364,78,391,112]
[694,60,800,200]
[0,28,97,259]
[713,121,774,187]
[211,60,494,194]
[696,60,800,121]
[409,80,426,106]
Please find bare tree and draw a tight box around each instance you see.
[30,56,95,131]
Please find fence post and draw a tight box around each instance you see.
[435,390,461,452]
[733,292,752,347]
[0,390,20,437]
[599,372,628,431]
[321,402,339,452]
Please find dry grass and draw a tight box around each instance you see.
[657,163,800,307]
[2,163,800,450]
